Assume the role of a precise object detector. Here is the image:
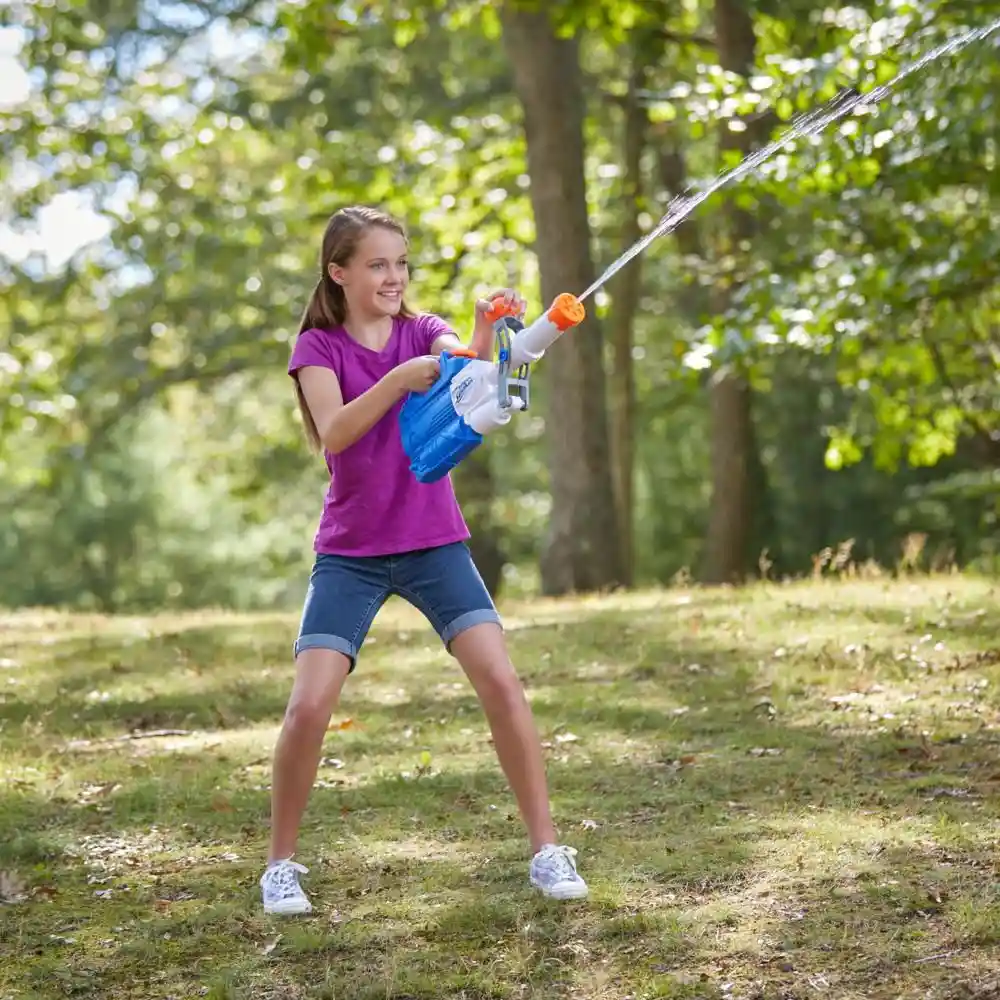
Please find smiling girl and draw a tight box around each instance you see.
[260,206,588,916]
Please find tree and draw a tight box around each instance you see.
[698,0,768,584]
[498,3,624,594]
[3,0,998,614]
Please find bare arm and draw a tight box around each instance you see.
[296,356,440,455]
[429,287,526,360]
[296,366,404,455]
[430,329,496,359]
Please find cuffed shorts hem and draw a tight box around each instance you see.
[442,609,503,648]
[292,541,501,671]
[293,632,358,667]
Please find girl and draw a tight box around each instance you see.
[260,205,588,915]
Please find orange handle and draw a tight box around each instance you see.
[448,347,478,358]
[484,295,521,324]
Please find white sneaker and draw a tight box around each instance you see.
[529,844,589,900]
[260,859,313,915]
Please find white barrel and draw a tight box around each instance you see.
[506,293,587,369]
[445,358,521,436]
[465,394,524,435]
[508,314,562,369]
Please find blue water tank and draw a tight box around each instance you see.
[399,351,485,483]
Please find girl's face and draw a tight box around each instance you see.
[329,226,409,320]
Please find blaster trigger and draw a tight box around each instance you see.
[398,293,586,483]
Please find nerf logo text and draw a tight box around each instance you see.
[452,376,475,406]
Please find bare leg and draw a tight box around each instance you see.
[449,622,557,853]
[268,649,351,862]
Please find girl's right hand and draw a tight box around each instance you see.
[391,355,440,394]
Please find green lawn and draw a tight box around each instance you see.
[2,574,999,999]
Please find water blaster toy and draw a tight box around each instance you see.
[399,292,586,483]
[400,22,999,483]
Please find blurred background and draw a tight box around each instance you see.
[1,0,997,614]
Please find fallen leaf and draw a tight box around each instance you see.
[831,886,857,898]
[329,718,355,731]
[120,729,191,741]
[0,871,27,903]
[76,781,122,805]
[927,786,972,799]
[261,934,282,956]
[967,979,1000,998]
[664,972,705,986]
[554,732,579,744]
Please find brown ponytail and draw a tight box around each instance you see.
[292,205,416,452]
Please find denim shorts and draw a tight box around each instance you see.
[294,541,501,670]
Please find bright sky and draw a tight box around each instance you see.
[1,27,115,272]
[3,9,997,277]
[0,8,264,275]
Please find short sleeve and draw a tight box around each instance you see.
[289,328,337,377]
[416,312,456,354]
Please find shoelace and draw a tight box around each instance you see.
[538,845,579,879]
[265,860,309,898]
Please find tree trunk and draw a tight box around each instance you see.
[702,372,752,582]
[607,55,649,588]
[499,5,623,594]
[700,0,764,585]
[657,145,710,319]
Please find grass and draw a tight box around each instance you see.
[1,573,999,999]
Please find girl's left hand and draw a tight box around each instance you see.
[474,288,527,329]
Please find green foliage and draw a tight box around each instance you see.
[0,396,318,612]
[717,5,1000,469]
[1,0,997,610]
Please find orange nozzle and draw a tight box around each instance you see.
[485,295,521,324]
[547,292,586,331]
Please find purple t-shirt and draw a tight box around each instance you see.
[288,313,470,557]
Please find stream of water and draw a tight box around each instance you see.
[578,16,1000,303]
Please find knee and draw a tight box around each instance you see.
[477,664,528,716]
[282,695,330,737]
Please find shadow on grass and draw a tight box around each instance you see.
[3,588,1000,998]
[3,602,996,760]
[4,705,1000,997]
[774,598,1000,645]
[0,612,765,739]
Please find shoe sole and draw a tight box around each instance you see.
[263,899,313,915]
[531,880,589,900]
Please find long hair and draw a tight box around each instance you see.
[293,206,416,452]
